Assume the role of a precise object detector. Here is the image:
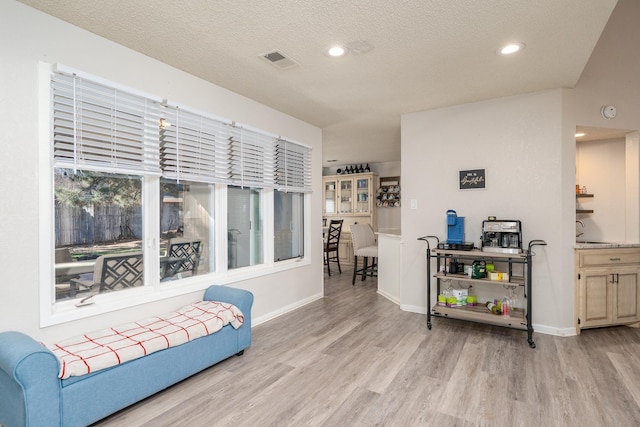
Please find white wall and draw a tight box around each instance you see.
[401,90,570,334]
[625,132,640,241]
[0,2,323,342]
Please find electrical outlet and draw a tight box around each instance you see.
[410,199,418,210]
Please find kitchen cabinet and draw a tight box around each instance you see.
[322,172,376,216]
[337,236,354,267]
[322,172,378,266]
[419,237,546,348]
[323,178,338,214]
[575,248,640,332]
[337,174,375,215]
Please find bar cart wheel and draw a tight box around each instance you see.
[427,321,432,330]
[528,339,536,349]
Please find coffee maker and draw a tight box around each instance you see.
[481,219,522,254]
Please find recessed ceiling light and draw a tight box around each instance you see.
[326,46,347,57]
[497,42,525,56]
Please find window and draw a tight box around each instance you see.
[227,186,263,269]
[160,180,214,281]
[54,169,144,300]
[159,105,227,281]
[46,65,313,321]
[51,69,161,301]
[274,190,304,261]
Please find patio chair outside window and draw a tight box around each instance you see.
[70,252,144,297]
[162,238,201,280]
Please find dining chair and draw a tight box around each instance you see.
[350,223,378,285]
[54,248,80,298]
[324,219,344,276]
[70,252,144,296]
[54,248,79,284]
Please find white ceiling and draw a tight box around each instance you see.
[19,0,618,166]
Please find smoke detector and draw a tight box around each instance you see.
[260,50,299,70]
[601,105,617,120]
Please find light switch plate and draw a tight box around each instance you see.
[410,199,418,209]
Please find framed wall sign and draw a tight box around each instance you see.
[459,169,486,190]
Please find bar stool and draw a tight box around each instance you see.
[350,223,378,285]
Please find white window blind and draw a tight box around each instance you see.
[275,139,312,193]
[51,71,162,175]
[228,125,275,188]
[160,106,231,184]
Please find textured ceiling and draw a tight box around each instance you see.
[19,0,618,166]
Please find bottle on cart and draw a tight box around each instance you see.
[486,301,501,315]
[501,296,511,317]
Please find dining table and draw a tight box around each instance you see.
[55,259,96,276]
[55,255,190,282]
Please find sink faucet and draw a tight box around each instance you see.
[576,220,584,238]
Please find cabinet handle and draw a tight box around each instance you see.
[610,257,621,261]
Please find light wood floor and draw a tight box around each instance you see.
[94,268,640,426]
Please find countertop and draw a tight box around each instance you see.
[575,242,640,249]
[376,229,401,237]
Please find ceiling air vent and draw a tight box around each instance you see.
[260,50,299,70]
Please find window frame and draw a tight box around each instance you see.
[39,63,312,327]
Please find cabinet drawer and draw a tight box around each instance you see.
[579,250,640,267]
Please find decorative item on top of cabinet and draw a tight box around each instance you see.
[378,176,400,208]
[337,164,371,175]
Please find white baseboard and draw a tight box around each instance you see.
[377,289,400,305]
[252,292,324,327]
[532,324,577,337]
[399,304,428,315]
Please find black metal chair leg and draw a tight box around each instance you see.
[336,248,341,273]
[362,257,368,281]
[352,256,358,285]
[326,251,331,276]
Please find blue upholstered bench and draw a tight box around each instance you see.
[0,285,253,427]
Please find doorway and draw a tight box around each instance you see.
[576,126,639,243]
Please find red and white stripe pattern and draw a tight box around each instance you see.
[48,301,244,379]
